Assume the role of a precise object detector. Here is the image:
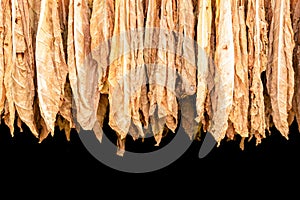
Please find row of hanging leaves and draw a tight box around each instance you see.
[0,0,299,155]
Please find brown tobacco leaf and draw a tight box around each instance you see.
[246,0,269,145]
[3,0,15,136]
[152,0,178,145]
[35,0,69,139]
[68,0,102,140]
[176,0,198,139]
[195,0,212,131]
[229,0,249,140]
[176,0,197,97]
[291,0,300,132]
[109,0,146,153]
[12,0,38,138]
[90,0,115,142]
[108,0,133,140]
[57,0,74,140]
[209,0,235,145]
[144,0,162,143]
[266,0,295,139]
[200,0,216,134]
[0,0,5,115]
[128,0,147,141]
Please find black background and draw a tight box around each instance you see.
[1,118,300,196]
